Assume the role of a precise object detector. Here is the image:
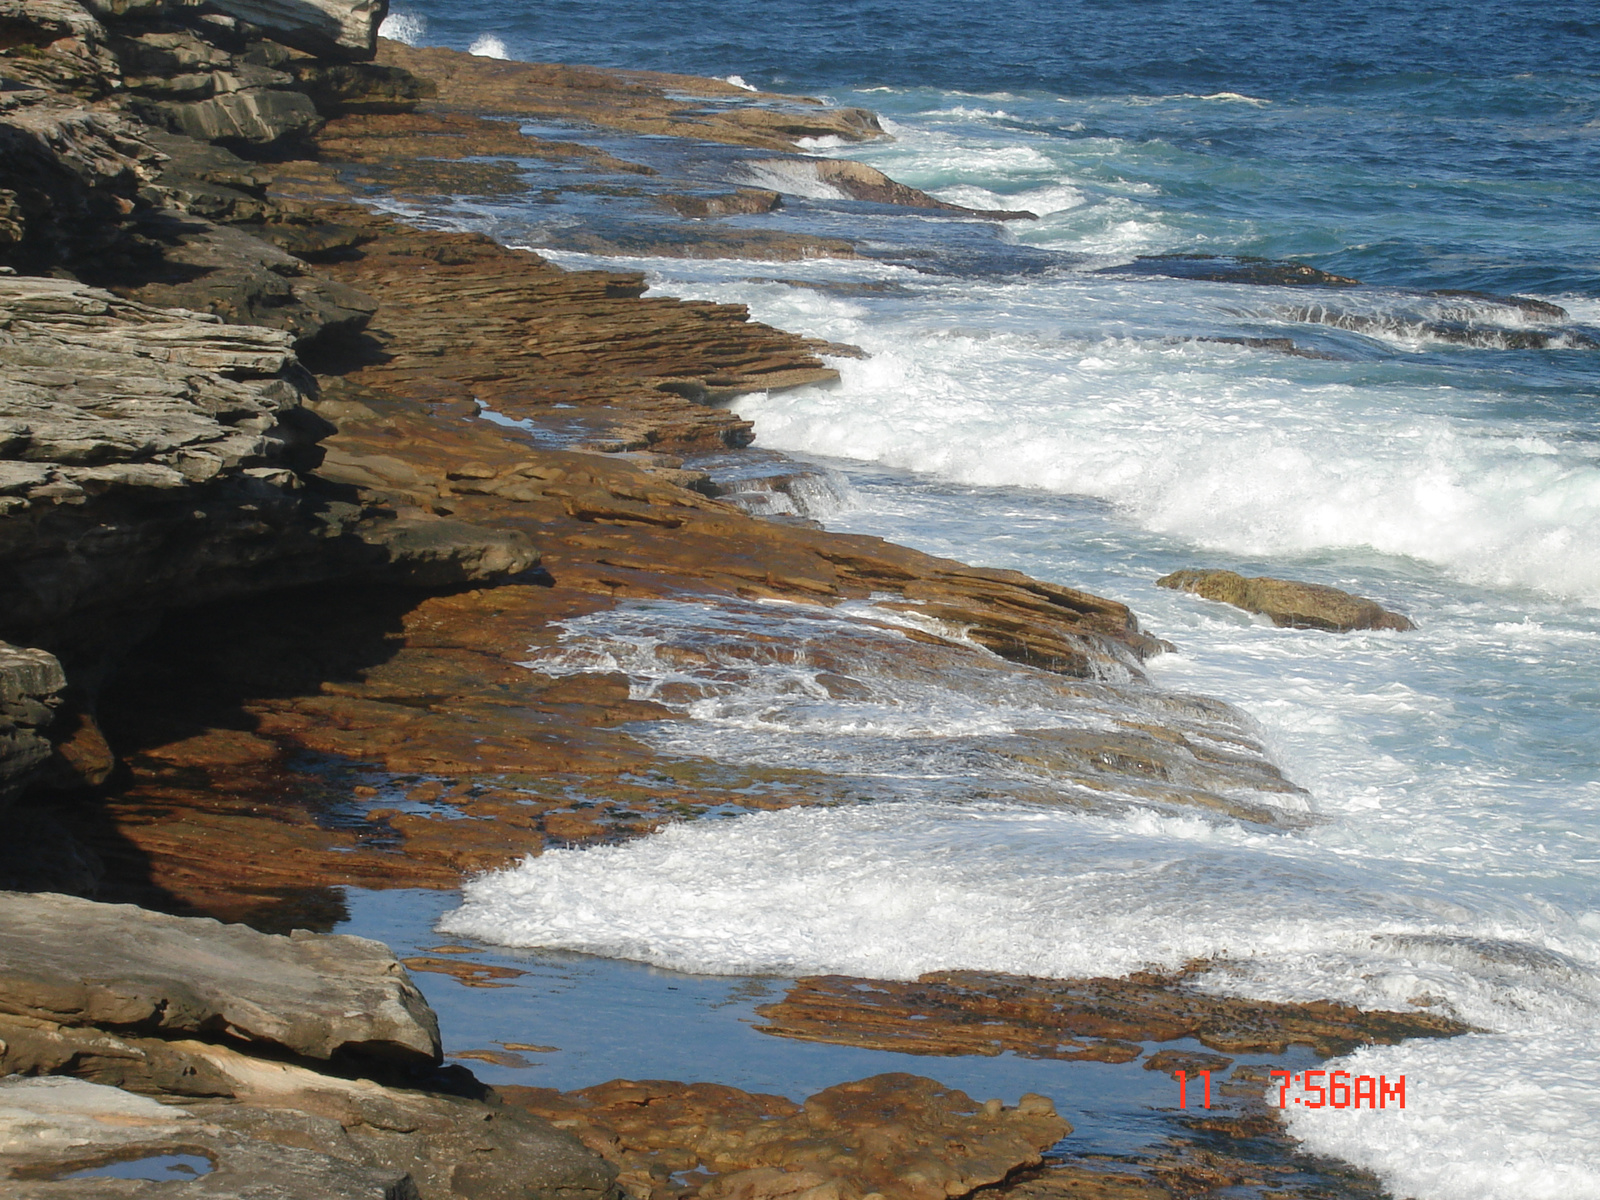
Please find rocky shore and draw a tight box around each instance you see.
[3,3,1458,1196]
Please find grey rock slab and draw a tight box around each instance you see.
[0,1077,418,1199]
[0,1075,201,1157]
[154,88,322,147]
[205,0,389,60]
[0,892,441,1066]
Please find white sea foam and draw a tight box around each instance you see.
[723,74,758,92]
[710,295,1600,607]
[1130,91,1271,106]
[376,10,425,45]
[443,801,1600,1027]
[1287,1032,1600,1200]
[513,596,1295,808]
[468,33,508,59]
[446,782,1600,1198]
[932,182,1084,215]
[730,160,849,200]
[929,106,1015,120]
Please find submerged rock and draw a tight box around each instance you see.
[1108,254,1361,287]
[1156,568,1415,632]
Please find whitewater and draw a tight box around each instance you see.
[378,2,1600,1196]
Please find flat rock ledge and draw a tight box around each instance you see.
[1156,568,1416,633]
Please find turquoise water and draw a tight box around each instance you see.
[371,5,1600,1196]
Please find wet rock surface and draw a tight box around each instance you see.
[1105,255,1362,288]
[1156,570,1415,633]
[754,970,1468,1062]
[373,42,885,153]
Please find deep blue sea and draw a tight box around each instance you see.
[356,4,1600,1196]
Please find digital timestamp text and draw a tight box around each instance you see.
[1174,1070,1406,1109]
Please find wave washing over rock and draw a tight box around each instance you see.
[368,1,1600,1197]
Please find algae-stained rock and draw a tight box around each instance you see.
[1156,568,1415,632]
[289,60,435,115]
[0,891,441,1065]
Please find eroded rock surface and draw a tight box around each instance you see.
[0,273,535,659]
[1156,569,1415,633]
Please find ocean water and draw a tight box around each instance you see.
[375,4,1600,1197]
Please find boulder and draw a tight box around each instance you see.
[1156,568,1415,632]
[0,891,441,1065]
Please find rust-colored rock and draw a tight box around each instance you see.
[375,42,885,153]
[504,1073,1068,1200]
[755,970,1470,1060]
